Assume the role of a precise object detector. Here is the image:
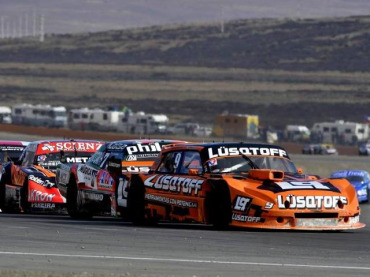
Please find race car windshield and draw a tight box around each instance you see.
[207,156,297,174]
[36,152,95,170]
[346,176,364,182]
[0,151,24,163]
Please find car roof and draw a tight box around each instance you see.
[0,140,29,146]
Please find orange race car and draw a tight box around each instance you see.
[0,139,103,213]
[118,142,365,230]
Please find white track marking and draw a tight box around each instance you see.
[0,251,369,271]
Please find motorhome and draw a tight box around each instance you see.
[69,108,123,131]
[117,112,168,135]
[311,120,369,145]
[0,106,12,124]
[11,104,67,127]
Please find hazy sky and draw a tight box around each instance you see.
[1,0,370,34]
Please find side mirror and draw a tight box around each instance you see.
[107,157,122,175]
[60,150,66,163]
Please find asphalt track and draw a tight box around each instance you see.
[1,132,370,276]
[0,204,370,277]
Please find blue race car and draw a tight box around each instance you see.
[330,170,370,203]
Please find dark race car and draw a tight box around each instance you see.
[0,141,29,164]
[0,139,103,213]
[56,139,185,218]
[0,141,29,182]
[117,142,364,231]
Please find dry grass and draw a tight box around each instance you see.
[0,62,369,108]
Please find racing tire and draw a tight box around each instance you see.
[20,180,31,213]
[67,178,93,219]
[0,177,6,211]
[207,181,232,229]
[127,178,146,225]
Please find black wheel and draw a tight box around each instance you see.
[66,177,92,219]
[206,181,232,229]
[127,178,146,225]
[20,180,31,213]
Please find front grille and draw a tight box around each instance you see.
[295,213,338,219]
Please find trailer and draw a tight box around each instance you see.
[0,106,12,124]
[68,107,123,131]
[11,104,67,128]
[117,111,168,135]
[311,120,369,145]
[213,114,259,139]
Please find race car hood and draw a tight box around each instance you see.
[223,169,359,212]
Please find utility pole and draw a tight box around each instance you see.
[33,10,36,37]
[19,15,22,37]
[0,16,4,39]
[220,5,225,34]
[39,14,44,42]
[25,14,29,37]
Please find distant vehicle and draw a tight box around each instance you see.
[117,112,169,135]
[167,122,199,136]
[311,120,369,145]
[12,103,67,128]
[302,143,338,155]
[56,139,186,219]
[0,140,103,213]
[0,141,29,182]
[117,142,364,230]
[213,114,259,139]
[69,107,123,131]
[358,143,370,156]
[0,106,12,124]
[193,126,212,138]
[330,170,370,202]
[284,125,310,142]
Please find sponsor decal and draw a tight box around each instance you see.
[41,144,55,151]
[145,193,198,208]
[232,213,264,223]
[81,191,104,201]
[39,142,102,154]
[277,195,348,209]
[66,157,89,163]
[98,171,114,189]
[233,196,252,212]
[208,146,287,159]
[123,166,150,173]
[55,142,102,152]
[29,175,55,188]
[0,146,26,151]
[126,142,162,155]
[29,189,56,202]
[126,155,137,161]
[265,202,274,209]
[79,165,98,177]
[144,175,203,195]
[31,203,56,209]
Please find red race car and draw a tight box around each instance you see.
[0,139,103,213]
